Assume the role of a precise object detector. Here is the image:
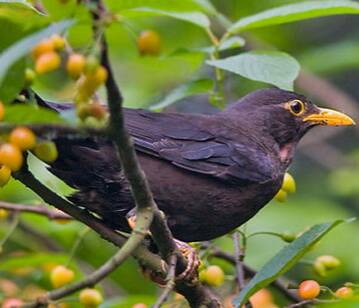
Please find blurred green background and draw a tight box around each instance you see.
[0,0,359,307]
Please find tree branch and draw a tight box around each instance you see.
[0,201,71,220]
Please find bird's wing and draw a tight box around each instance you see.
[124,109,276,184]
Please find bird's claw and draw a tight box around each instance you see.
[174,239,200,283]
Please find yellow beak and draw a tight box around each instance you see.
[303,107,355,126]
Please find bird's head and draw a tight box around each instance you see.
[226,88,355,164]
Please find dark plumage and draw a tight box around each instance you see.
[45,88,354,242]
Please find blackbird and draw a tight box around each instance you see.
[45,88,354,242]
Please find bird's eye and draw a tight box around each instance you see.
[288,100,305,116]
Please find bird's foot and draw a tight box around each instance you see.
[126,214,152,236]
[173,239,200,282]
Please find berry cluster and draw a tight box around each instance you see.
[0,102,58,191]
[27,35,108,126]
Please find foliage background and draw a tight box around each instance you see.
[0,0,358,307]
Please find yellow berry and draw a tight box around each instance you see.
[298,280,320,300]
[137,30,161,56]
[66,53,86,79]
[201,265,225,287]
[0,143,23,172]
[33,141,58,163]
[335,287,353,299]
[313,259,327,277]
[32,39,55,59]
[316,255,341,269]
[85,65,108,86]
[282,173,296,193]
[79,288,103,307]
[50,34,65,50]
[24,68,36,87]
[274,189,287,203]
[84,55,99,74]
[9,127,36,151]
[77,102,106,121]
[0,165,11,187]
[50,265,74,288]
[35,51,61,74]
[0,209,9,219]
[0,101,5,121]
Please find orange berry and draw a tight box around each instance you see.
[0,143,23,171]
[298,280,321,300]
[0,101,5,121]
[137,30,161,56]
[35,51,61,74]
[335,287,353,299]
[50,34,65,50]
[250,289,273,308]
[79,288,103,307]
[33,141,58,163]
[50,265,74,288]
[9,127,36,151]
[0,165,11,187]
[2,298,23,308]
[32,39,55,59]
[132,304,148,308]
[66,53,86,79]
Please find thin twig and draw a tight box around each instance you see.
[66,227,91,267]
[153,254,177,308]
[232,232,245,291]
[0,201,71,220]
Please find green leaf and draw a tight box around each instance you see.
[3,105,65,124]
[120,7,210,29]
[0,20,73,86]
[228,0,359,34]
[0,0,44,15]
[299,41,359,74]
[150,79,214,110]
[206,51,300,91]
[233,219,348,307]
[0,59,25,102]
[108,0,213,14]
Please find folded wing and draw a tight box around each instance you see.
[124,109,276,184]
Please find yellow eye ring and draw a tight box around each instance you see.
[288,99,305,116]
